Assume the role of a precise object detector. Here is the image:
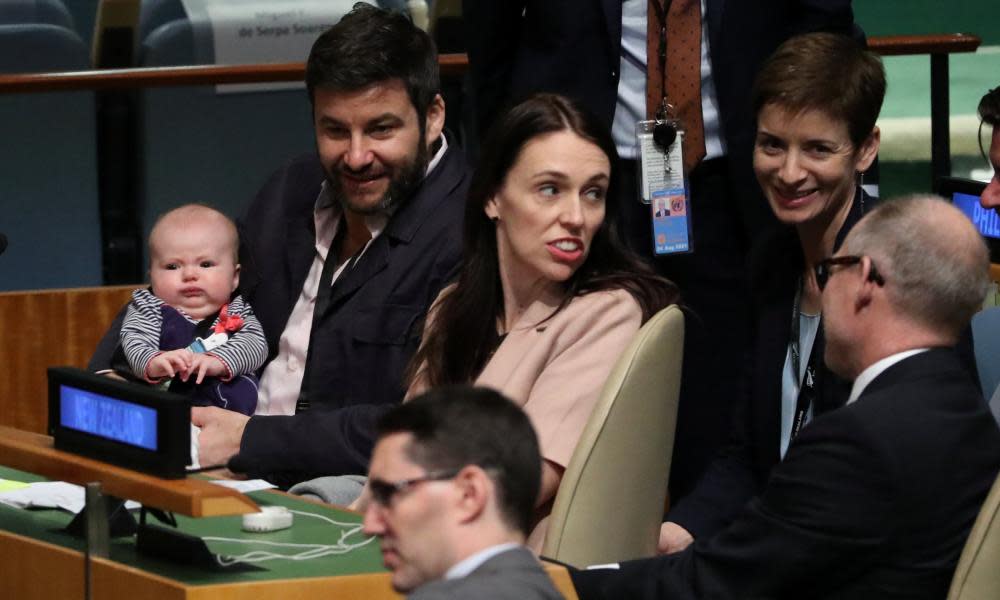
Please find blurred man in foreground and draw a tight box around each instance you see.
[363,386,564,599]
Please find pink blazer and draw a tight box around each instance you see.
[409,287,644,550]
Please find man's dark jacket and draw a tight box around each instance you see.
[572,348,1000,599]
[230,145,468,484]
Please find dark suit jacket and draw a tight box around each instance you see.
[409,547,564,600]
[573,348,1000,599]
[668,190,981,538]
[667,192,865,537]
[228,144,468,483]
[464,0,855,235]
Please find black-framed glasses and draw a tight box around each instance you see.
[814,255,886,291]
[369,470,460,507]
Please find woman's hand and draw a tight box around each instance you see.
[657,521,694,554]
[348,482,372,512]
[538,459,565,507]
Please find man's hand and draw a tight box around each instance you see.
[184,353,227,384]
[146,349,193,380]
[191,406,249,468]
[658,521,695,555]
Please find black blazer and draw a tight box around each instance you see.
[464,0,855,234]
[667,193,864,537]
[225,144,468,484]
[574,348,1000,599]
[668,190,981,537]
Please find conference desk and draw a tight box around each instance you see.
[0,464,579,599]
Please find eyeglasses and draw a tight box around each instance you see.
[814,255,885,291]
[368,470,460,507]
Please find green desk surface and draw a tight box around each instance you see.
[0,466,387,586]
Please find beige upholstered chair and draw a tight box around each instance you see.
[542,304,684,567]
[947,472,1000,600]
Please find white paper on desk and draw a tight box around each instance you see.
[0,481,140,514]
[210,479,277,494]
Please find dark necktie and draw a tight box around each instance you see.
[296,216,348,413]
[646,0,707,174]
[312,216,347,322]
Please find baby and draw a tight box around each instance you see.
[118,204,267,415]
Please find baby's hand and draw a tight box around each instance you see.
[185,353,227,384]
[146,349,194,380]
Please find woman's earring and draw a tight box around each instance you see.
[857,170,866,211]
[490,216,500,223]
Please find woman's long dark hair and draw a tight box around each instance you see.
[408,94,679,388]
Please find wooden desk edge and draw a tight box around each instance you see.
[545,563,581,600]
[85,553,577,600]
[0,425,258,517]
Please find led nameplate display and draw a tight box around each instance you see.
[953,191,1000,240]
[48,367,190,478]
[59,384,158,451]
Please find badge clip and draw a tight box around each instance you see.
[635,99,694,255]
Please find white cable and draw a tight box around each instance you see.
[202,507,376,567]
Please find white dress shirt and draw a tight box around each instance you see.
[444,542,523,580]
[847,348,930,405]
[612,0,724,160]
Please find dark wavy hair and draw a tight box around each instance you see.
[305,3,439,120]
[408,94,678,387]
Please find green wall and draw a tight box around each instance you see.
[854,0,999,45]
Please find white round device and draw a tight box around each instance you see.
[242,506,294,533]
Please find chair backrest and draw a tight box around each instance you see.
[0,23,101,292]
[137,0,185,45]
[542,304,684,567]
[135,18,314,265]
[0,0,75,30]
[0,22,86,72]
[972,307,1000,422]
[947,472,1000,600]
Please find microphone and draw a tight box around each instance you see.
[0,232,6,256]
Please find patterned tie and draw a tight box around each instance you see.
[646,0,706,174]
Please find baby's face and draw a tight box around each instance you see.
[149,221,239,320]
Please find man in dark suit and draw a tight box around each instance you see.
[571,195,1000,599]
[463,0,856,502]
[362,387,563,600]
[91,5,468,486]
[191,5,468,486]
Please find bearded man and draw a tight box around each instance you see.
[176,4,467,486]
